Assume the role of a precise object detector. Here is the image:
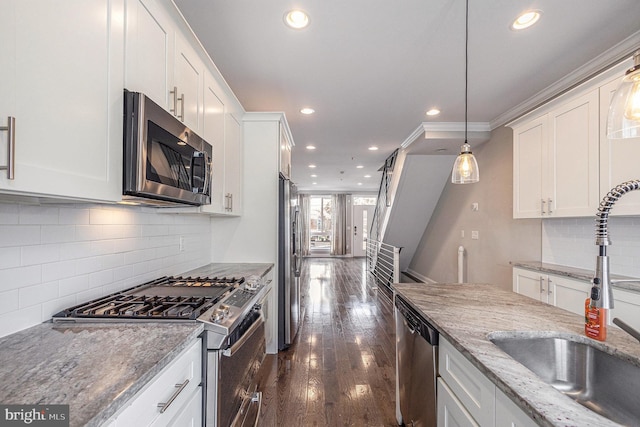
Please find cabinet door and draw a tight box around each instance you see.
[512,116,546,218]
[279,124,292,179]
[162,388,202,427]
[610,288,640,331]
[437,378,479,427]
[512,268,546,303]
[0,0,122,202]
[203,74,226,213]
[225,113,243,214]
[548,275,589,316]
[125,0,173,110]
[495,388,538,427]
[174,32,203,133]
[548,89,600,217]
[599,75,640,215]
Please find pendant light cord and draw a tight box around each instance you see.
[464,0,468,144]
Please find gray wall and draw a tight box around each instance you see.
[408,126,541,290]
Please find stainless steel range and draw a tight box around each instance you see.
[52,274,268,427]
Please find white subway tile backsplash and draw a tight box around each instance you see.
[0,225,41,247]
[19,281,59,309]
[19,205,59,225]
[59,275,89,297]
[0,203,19,224]
[0,265,42,292]
[543,216,640,278]
[0,290,19,315]
[0,248,20,269]
[20,244,61,266]
[0,201,212,338]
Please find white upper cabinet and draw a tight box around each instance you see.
[125,0,205,135]
[201,71,243,216]
[124,0,173,110]
[279,124,292,179]
[0,0,124,202]
[511,88,600,218]
[512,116,546,218]
[547,89,600,217]
[173,32,204,133]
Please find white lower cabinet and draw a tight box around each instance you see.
[437,378,478,427]
[105,339,202,427]
[512,267,589,316]
[437,336,535,427]
[495,388,538,427]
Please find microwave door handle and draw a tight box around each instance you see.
[204,154,211,196]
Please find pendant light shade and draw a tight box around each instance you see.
[452,143,479,183]
[451,0,479,184]
[607,51,640,139]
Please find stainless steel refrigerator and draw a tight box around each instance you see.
[278,175,302,350]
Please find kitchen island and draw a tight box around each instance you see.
[393,282,640,427]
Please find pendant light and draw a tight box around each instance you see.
[607,50,640,139]
[452,0,479,184]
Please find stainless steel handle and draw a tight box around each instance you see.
[541,199,546,215]
[223,314,264,357]
[251,391,262,427]
[539,277,546,294]
[178,93,185,122]
[157,379,189,414]
[0,116,16,180]
[230,193,233,211]
[170,86,178,116]
[354,225,357,236]
[547,278,553,295]
[548,198,553,214]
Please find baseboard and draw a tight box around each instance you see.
[403,269,436,284]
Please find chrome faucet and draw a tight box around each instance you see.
[592,180,640,342]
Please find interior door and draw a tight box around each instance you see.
[352,205,375,257]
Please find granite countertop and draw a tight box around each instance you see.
[512,261,640,293]
[393,282,640,427]
[180,262,274,279]
[0,262,274,427]
[0,322,203,427]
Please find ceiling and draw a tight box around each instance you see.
[174,0,640,193]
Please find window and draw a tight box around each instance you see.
[309,196,332,249]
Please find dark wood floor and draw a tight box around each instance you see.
[257,257,398,426]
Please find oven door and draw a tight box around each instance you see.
[207,308,266,427]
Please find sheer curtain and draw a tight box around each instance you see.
[331,194,348,255]
[299,194,311,256]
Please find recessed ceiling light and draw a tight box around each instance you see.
[426,109,440,116]
[284,10,310,29]
[300,107,315,115]
[356,165,364,169]
[306,144,316,150]
[364,174,371,178]
[310,174,317,178]
[312,182,317,185]
[368,146,379,151]
[357,183,363,186]
[308,164,316,168]
[511,10,541,30]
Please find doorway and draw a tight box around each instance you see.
[352,196,376,257]
[308,195,332,256]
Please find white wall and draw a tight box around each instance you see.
[543,216,640,278]
[0,202,212,338]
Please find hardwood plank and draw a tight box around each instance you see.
[256,257,398,426]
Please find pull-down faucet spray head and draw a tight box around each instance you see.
[592,180,640,309]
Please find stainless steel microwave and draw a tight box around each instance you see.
[123,90,212,206]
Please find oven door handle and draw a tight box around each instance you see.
[222,313,265,357]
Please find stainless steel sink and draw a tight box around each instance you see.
[489,333,640,426]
